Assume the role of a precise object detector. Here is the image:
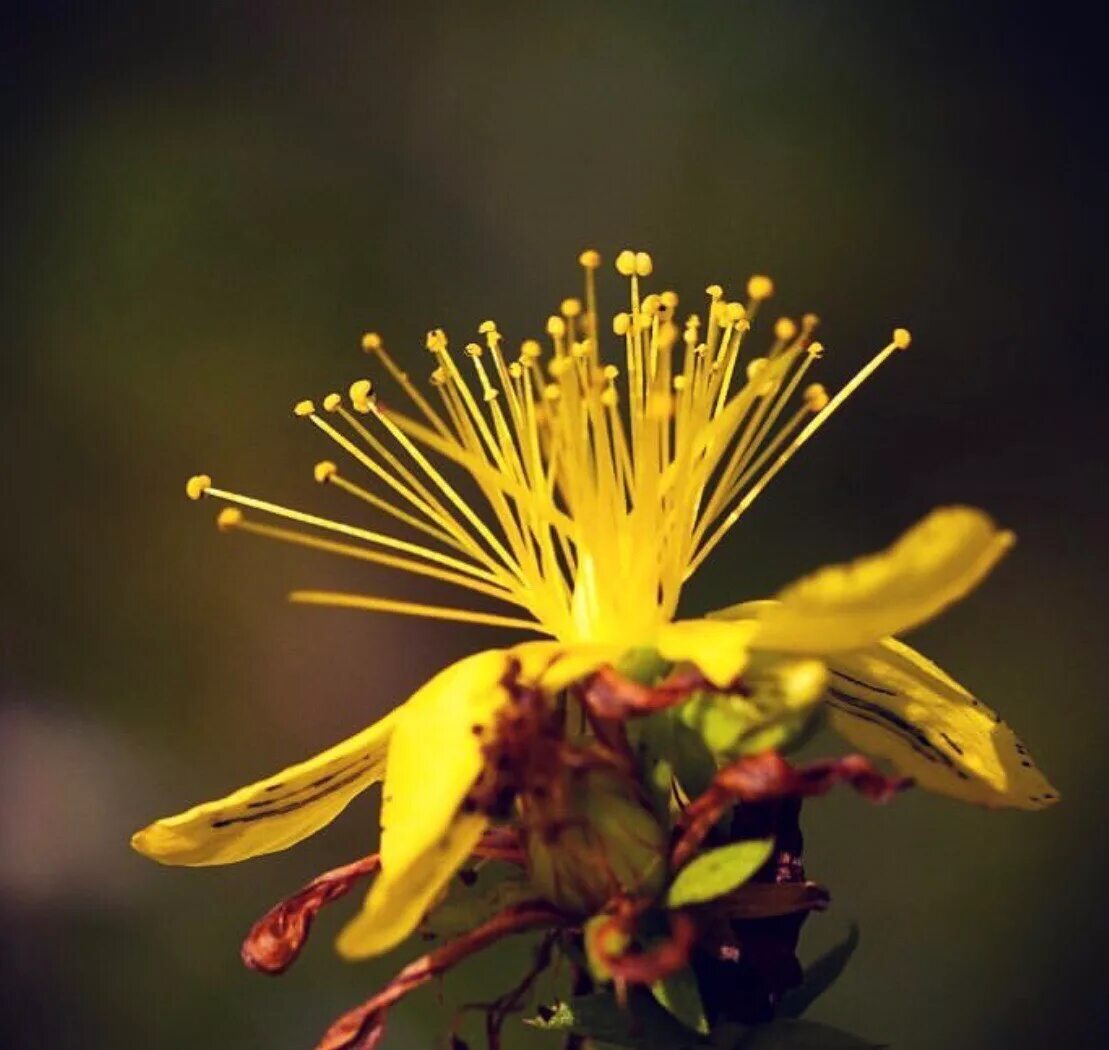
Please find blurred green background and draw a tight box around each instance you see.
[3,2,1107,1047]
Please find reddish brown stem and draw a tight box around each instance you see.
[672,751,911,869]
[315,902,569,1050]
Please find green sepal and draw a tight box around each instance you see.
[779,923,860,1018]
[527,989,706,1048]
[630,707,717,822]
[616,646,672,685]
[676,654,826,762]
[420,861,536,939]
[666,838,775,908]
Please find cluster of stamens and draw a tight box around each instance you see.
[185,249,911,645]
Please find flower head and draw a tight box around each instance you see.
[133,250,1057,1050]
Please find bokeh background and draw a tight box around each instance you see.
[3,2,1107,1047]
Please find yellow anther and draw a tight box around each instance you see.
[661,290,679,309]
[705,284,724,301]
[547,316,566,338]
[807,340,825,359]
[360,332,382,352]
[478,320,498,336]
[322,393,342,412]
[560,297,582,318]
[641,294,661,316]
[314,460,338,483]
[746,358,769,382]
[548,357,572,379]
[520,340,542,360]
[893,327,912,349]
[802,313,820,331]
[349,379,374,412]
[615,250,637,277]
[804,383,830,413]
[508,361,523,379]
[579,249,601,269]
[600,386,618,408]
[673,375,688,392]
[725,302,747,325]
[634,251,653,277]
[464,342,483,358]
[425,329,448,353]
[294,399,315,417]
[216,507,243,531]
[613,313,631,336]
[747,275,774,300]
[185,474,211,501]
[543,384,562,402]
[602,364,619,381]
[429,366,447,386]
[774,317,797,341]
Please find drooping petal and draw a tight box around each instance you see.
[718,507,1014,653]
[336,649,515,960]
[655,618,761,688]
[130,708,399,866]
[825,638,1059,809]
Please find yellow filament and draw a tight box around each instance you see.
[289,590,547,632]
[223,513,525,606]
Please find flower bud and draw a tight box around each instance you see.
[524,772,667,914]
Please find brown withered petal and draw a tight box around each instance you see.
[581,666,717,720]
[243,854,381,975]
[315,902,568,1050]
[672,751,910,869]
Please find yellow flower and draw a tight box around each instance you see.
[132,249,1056,962]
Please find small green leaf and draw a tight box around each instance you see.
[729,1019,886,1049]
[421,862,535,939]
[631,708,716,820]
[651,967,709,1034]
[527,990,705,1049]
[666,838,775,908]
[779,923,860,1019]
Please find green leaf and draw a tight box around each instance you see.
[666,838,775,908]
[728,1019,886,1049]
[779,923,860,1019]
[527,990,706,1049]
[421,862,535,939]
[651,967,709,1035]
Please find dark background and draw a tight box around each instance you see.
[3,3,1107,1048]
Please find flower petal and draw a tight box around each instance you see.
[336,649,514,959]
[734,507,1014,653]
[511,639,628,693]
[825,638,1059,809]
[656,618,761,688]
[130,709,399,867]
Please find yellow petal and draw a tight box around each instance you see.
[826,638,1058,810]
[130,708,399,866]
[336,649,513,959]
[512,639,628,693]
[750,507,1014,653]
[656,618,761,688]
[336,811,488,960]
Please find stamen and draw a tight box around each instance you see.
[289,590,548,632]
